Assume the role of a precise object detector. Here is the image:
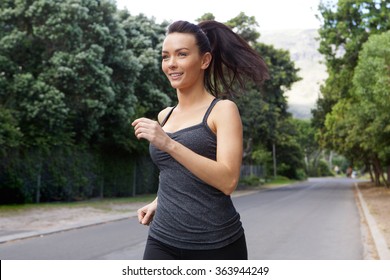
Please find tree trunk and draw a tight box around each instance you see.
[366,162,374,183]
[383,165,390,188]
[372,156,382,186]
[387,166,390,188]
[381,172,389,188]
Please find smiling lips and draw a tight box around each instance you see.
[169,72,183,79]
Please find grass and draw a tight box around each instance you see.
[239,175,298,190]
[264,176,298,186]
[0,194,156,214]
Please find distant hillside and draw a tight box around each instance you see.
[260,29,327,119]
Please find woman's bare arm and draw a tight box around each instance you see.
[132,100,242,195]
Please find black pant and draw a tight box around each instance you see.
[143,234,248,260]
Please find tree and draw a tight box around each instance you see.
[0,0,145,149]
[323,30,390,186]
[225,12,261,43]
[0,107,22,151]
[293,118,321,175]
[196,13,215,22]
[0,1,165,203]
[313,0,390,141]
[109,11,171,152]
[119,12,172,118]
[351,30,390,186]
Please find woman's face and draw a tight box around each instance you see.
[162,32,209,90]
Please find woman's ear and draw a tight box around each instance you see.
[201,52,212,69]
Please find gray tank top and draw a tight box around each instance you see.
[149,98,244,250]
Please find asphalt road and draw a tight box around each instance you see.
[241,178,363,259]
[0,178,363,260]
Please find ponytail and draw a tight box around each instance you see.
[167,20,269,98]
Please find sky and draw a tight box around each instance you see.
[115,0,323,31]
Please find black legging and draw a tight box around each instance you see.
[143,234,248,260]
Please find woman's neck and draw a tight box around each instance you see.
[176,85,214,110]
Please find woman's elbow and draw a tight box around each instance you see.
[221,177,239,196]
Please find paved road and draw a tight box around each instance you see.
[241,178,363,259]
[0,178,363,259]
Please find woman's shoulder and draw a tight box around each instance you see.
[214,99,239,115]
[157,106,175,124]
[216,98,237,107]
[209,99,241,131]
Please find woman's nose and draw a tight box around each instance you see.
[167,57,177,69]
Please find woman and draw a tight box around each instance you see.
[132,20,268,260]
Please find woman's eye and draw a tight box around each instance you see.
[162,55,169,60]
[178,52,187,57]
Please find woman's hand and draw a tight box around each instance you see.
[137,198,158,226]
[131,118,172,151]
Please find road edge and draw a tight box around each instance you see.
[354,183,390,260]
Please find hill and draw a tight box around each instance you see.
[260,29,327,119]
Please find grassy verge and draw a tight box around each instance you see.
[239,175,298,190]
[264,176,298,187]
[0,194,156,214]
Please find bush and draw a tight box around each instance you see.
[308,160,333,177]
[239,175,264,187]
[0,147,158,204]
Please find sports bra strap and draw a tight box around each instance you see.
[160,98,219,127]
[202,98,219,124]
[160,106,176,126]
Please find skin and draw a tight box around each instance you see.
[132,32,243,226]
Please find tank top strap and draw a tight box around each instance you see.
[202,98,220,124]
[160,106,176,126]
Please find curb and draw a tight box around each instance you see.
[0,214,135,245]
[354,183,390,260]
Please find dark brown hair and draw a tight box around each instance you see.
[167,20,269,98]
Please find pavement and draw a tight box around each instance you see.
[0,184,389,260]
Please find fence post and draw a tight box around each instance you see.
[273,143,277,178]
[132,161,137,197]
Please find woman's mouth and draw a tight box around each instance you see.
[169,72,183,80]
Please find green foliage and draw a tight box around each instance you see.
[351,30,390,163]
[312,0,390,185]
[225,12,260,43]
[0,0,165,203]
[120,12,172,118]
[252,146,272,165]
[313,0,390,147]
[196,13,215,22]
[0,107,22,150]
[307,160,333,177]
[293,119,318,161]
[239,174,263,187]
[323,30,390,165]
[255,43,301,115]
[266,175,295,185]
